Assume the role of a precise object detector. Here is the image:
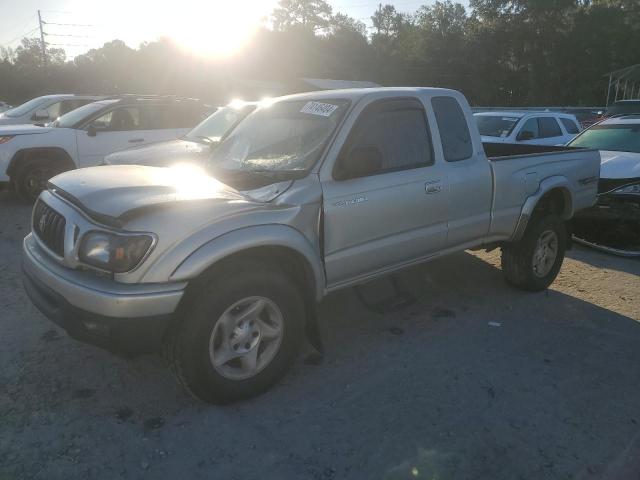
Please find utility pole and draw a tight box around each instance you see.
[38,10,47,67]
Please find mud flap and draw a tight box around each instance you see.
[305,304,324,356]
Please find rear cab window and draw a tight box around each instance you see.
[431,96,473,161]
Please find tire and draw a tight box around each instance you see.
[501,213,566,291]
[164,260,305,404]
[14,159,66,202]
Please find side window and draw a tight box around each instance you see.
[89,107,142,132]
[335,99,433,180]
[44,101,64,119]
[560,118,579,134]
[60,99,92,116]
[518,118,539,140]
[145,105,204,129]
[431,96,473,161]
[539,117,562,138]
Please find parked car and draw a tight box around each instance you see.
[474,111,581,145]
[568,115,640,254]
[0,101,12,113]
[0,95,212,201]
[0,94,105,126]
[103,101,257,167]
[22,87,600,403]
[605,100,640,117]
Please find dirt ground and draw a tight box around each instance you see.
[1,190,639,480]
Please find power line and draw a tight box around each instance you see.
[42,21,94,27]
[47,43,90,47]
[3,26,40,47]
[0,13,37,42]
[45,33,93,38]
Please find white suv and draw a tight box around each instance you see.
[0,94,105,126]
[475,111,582,145]
[0,96,211,200]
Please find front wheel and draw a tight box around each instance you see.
[164,261,305,404]
[14,159,66,202]
[501,214,566,291]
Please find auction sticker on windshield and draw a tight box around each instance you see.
[301,101,339,117]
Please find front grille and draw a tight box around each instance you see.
[33,200,66,257]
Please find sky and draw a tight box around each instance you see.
[0,0,451,59]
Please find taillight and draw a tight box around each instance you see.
[0,136,14,144]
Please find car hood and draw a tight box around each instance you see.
[0,123,52,135]
[48,165,289,227]
[600,150,640,180]
[104,138,209,166]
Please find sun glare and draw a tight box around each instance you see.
[66,0,277,59]
[167,1,272,58]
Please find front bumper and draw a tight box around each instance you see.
[22,234,186,353]
[573,193,640,255]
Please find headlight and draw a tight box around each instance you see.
[78,231,154,273]
[0,135,14,144]
[612,183,640,196]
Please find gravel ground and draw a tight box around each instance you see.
[1,190,639,480]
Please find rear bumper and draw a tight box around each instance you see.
[22,234,185,353]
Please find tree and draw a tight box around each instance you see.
[329,13,367,38]
[371,4,402,38]
[13,38,66,68]
[272,0,333,32]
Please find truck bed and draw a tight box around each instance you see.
[482,142,601,242]
[483,142,582,160]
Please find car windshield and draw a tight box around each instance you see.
[208,99,349,183]
[185,105,254,144]
[52,102,114,128]
[568,124,640,153]
[475,115,521,137]
[4,97,49,118]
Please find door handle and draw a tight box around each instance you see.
[128,138,144,143]
[425,180,442,194]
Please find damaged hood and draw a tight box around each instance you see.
[600,150,640,180]
[104,138,210,167]
[48,165,289,226]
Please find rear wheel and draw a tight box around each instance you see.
[164,260,305,404]
[501,214,566,291]
[14,159,66,202]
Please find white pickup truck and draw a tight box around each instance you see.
[22,87,600,403]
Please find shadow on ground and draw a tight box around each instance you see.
[1,193,639,479]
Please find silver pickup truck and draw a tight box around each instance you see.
[22,88,600,403]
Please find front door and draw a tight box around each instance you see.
[321,98,448,287]
[76,105,151,167]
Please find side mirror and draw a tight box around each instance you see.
[517,130,535,141]
[32,109,50,121]
[336,145,384,180]
[87,124,98,137]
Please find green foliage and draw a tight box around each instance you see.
[0,0,638,106]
